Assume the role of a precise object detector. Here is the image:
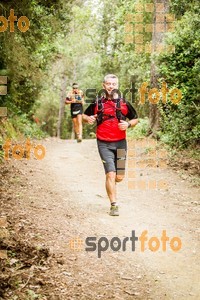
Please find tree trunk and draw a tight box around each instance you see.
[148,0,169,137]
[57,75,67,138]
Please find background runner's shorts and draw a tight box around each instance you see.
[71,106,83,118]
[97,139,127,175]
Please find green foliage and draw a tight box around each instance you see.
[82,122,96,139]
[170,0,199,17]
[0,116,46,140]
[35,88,60,137]
[26,289,41,300]
[0,0,74,113]
[0,0,198,151]
[158,7,200,148]
[127,118,149,139]
[60,110,72,139]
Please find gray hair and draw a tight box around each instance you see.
[103,74,118,83]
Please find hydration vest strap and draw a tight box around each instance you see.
[96,97,103,125]
[116,98,122,122]
[96,97,125,125]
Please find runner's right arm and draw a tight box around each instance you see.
[83,102,97,124]
[65,97,73,104]
[65,91,76,104]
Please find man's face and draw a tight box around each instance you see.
[73,88,78,93]
[103,78,119,95]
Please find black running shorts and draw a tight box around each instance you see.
[71,104,83,118]
[97,139,127,175]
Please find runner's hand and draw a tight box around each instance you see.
[87,115,97,124]
[118,120,129,131]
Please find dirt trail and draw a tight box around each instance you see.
[1,138,200,299]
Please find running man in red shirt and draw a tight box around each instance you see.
[83,74,138,216]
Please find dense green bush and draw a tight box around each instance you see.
[127,118,149,139]
[158,8,200,149]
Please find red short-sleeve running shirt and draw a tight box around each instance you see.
[84,98,138,142]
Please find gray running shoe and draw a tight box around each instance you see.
[109,205,119,216]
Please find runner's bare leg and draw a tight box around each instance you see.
[106,171,117,203]
[115,175,124,182]
[77,114,83,138]
[72,118,79,137]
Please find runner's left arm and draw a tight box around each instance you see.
[118,101,139,130]
[125,101,139,128]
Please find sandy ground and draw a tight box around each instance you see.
[0,137,200,299]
